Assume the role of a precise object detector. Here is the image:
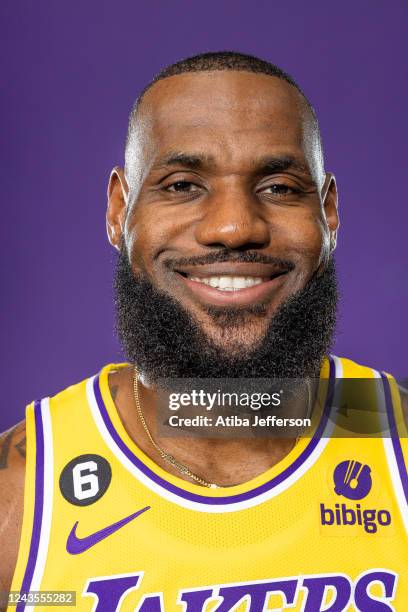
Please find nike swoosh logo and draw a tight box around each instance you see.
[66,506,151,554]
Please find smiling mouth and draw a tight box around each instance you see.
[175,266,290,307]
[170,258,294,306]
[185,274,276,292]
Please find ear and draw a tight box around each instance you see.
[106,167,129,251]
[321,173,339,252]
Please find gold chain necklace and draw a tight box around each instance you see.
[132,368,311,489]
[132,367,219,488]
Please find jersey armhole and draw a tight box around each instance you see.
[384,373,408,439]
[8,402,38,596]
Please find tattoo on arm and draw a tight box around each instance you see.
[110,385,119,401]
[0,431,13,470]
[0,424,26,469]
[14,436,26,458]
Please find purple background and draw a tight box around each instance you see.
[1,1,406,431]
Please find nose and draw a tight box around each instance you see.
[194,184,270,250]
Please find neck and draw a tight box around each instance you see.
[108,366,310,487]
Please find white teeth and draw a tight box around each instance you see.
[188,275,264,291]
[218,277,231,289]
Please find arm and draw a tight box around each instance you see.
[0,421,26,595]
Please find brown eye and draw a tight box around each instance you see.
[265,184,292,195]
[167,181,198,193]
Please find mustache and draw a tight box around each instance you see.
[163,249,296,271]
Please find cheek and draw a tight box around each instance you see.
[125,205,179,276]
[124,209,154,275]
[279,212,329,265]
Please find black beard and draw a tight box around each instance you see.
[114,248,338,381]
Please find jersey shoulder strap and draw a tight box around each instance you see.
[9,367,116,599]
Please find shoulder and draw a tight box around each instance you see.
[333,355,383,377]
[0,420,26,592]
[334,355,408,430]
[0,365,124,593]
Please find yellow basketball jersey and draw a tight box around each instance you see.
[9,356,408,611]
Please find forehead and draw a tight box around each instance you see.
[134,71,312,171]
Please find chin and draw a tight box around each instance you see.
[202,319,269,356]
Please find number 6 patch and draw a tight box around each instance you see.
[59,454,112,506]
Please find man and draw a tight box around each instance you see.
[0,51,406,610]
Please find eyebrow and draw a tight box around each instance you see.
[151,151,311,176]
[151,152,213,171]
[257,155,310,176]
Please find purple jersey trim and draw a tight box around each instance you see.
[382,372,408,505]
[93,357,335,505]
[17,400,45,611]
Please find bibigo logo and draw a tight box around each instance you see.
[320,459,392,534]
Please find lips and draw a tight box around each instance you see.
[187,275,265,291]
[174,262,291,306]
